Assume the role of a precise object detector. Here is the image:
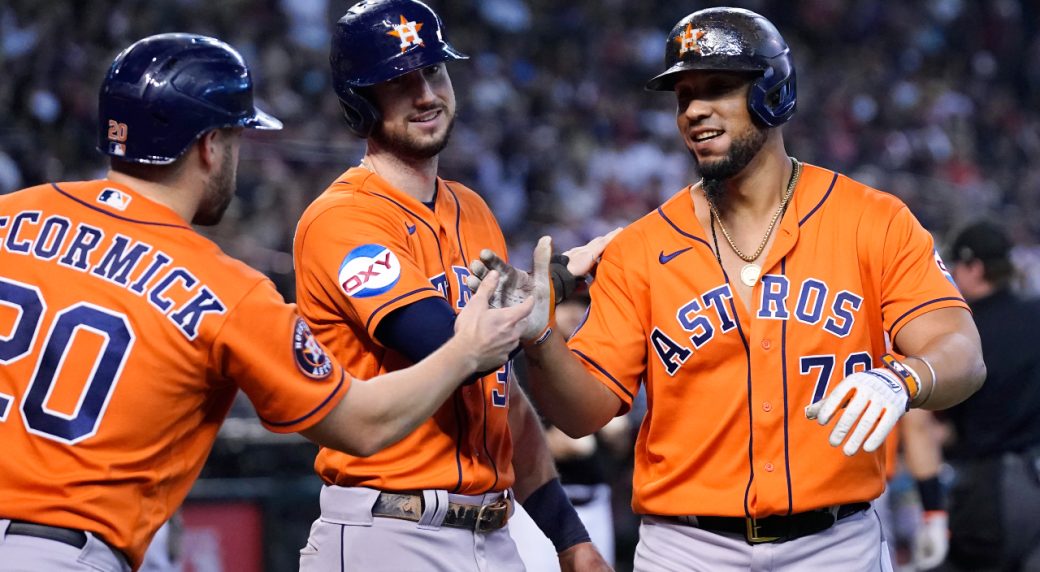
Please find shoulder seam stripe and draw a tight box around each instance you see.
[571,349,634,400]
[888,296,966,337]
[364,287,442,333]
[260,370,346,427]
[798,172,839,227]
[444,183,469,265]
[51,183,192,229]
[656,206,713,250]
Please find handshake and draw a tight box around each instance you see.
[465,230,622,344]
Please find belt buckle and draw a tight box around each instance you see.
[745,515,780,544]
[474,499,508,532]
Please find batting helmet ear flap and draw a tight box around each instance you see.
[336,87,380,138]
[747,61,796,128]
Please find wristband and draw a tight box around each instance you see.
[907,355,937,407]
[881,353,919,408]
[915,476,945,512]
[549,254,583,305]
[531,327,553,346]
[521,478,591,554]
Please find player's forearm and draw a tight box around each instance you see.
[507,383,558,502]
[904,331,985,410]
[310,339,477,456]
[524,329,620,438]
[895,307,985,410]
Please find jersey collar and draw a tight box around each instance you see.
[51,179,193,229]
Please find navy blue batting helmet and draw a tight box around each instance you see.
[646,7,796,128]
[97,33,282,165]
[330,0,468,138]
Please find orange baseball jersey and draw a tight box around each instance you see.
[568,162,967,519]
[0,180,348,568]
[294,166,513,494]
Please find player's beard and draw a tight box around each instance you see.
[696,123,767,203]
[371,107,456,161]
[193,146,236,226]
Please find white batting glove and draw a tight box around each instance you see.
[466,236,552,343]
[913,511,949,570]
[804,367,909,456]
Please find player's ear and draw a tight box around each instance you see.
[195,129,222,172]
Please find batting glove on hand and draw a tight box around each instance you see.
[466,236,553,343]
[804,367,909,456]
[913,511,949,570]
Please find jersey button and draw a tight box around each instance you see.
[762,402,773,412]
[761,339,772,350]
[764,462,775,472]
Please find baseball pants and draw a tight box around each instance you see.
[0,519,130,572]
[634,507,894,572]
[300,485,526,572]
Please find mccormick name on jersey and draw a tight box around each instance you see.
[0,211,225,340]
[652,275,863,374]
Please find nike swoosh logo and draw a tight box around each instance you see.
[659,247,692,264]
[407,224,417,235]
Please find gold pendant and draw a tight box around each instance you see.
[740,263,761,287]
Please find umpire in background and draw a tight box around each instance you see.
[940,220,1040,571]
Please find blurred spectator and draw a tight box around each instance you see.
[938,220,1040,571]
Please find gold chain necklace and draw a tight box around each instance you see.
[707,158,801,286]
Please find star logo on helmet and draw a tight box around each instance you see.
[676,23,705,56]
[387,15,424,53]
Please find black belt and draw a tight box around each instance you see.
[7,521,87,549]
[672,502,871,544]
[372,492,511,532]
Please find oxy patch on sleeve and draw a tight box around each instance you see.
[338,244,402,298]
[293,318,334,380]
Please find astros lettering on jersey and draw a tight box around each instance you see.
[294,167,513,493]
[567,163,967,518]
[0,180,348,568]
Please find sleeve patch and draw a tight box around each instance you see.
[338,244,402,298]
[293,318,334,379]
[934,248,956,287]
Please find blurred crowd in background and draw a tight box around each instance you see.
[4,0,1040,570]
[4,0,1040,295]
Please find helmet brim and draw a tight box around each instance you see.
[645,61,763,92]
[242,106,283,130]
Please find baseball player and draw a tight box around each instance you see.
[0,33,531,572]
[292,1,611,570]
[467,7,986,571]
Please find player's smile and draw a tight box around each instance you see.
[408,106,447,133]
[687,126,730,157]
[410,108,443,123]
[692,128,724,142]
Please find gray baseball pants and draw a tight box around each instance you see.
[0,519,130,572]
[300,485,526,572]
[634,507,894,571]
